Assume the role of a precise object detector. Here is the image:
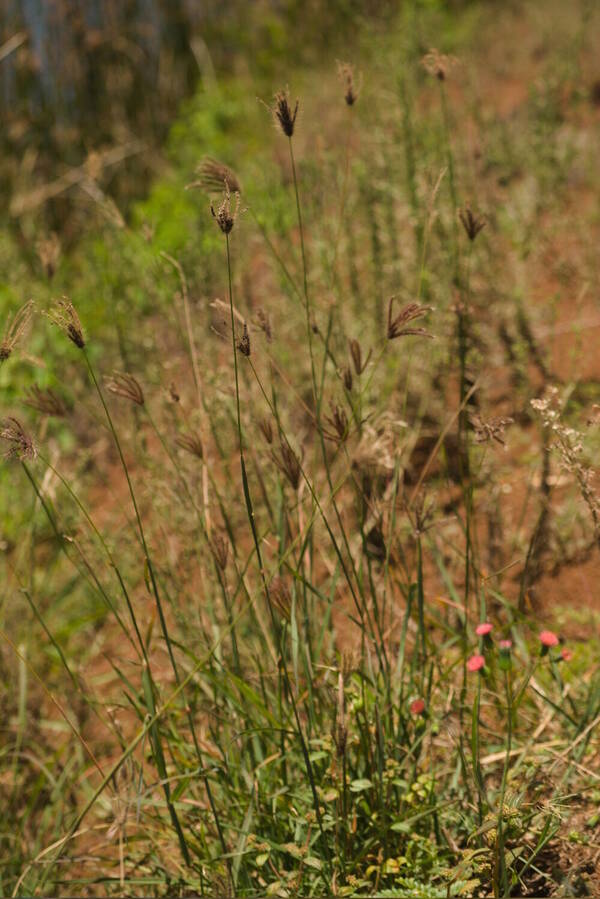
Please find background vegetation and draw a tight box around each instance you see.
[1,0,600,895]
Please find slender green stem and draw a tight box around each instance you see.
[225,231,332,884]
[82,349,232,871]
[496,668,513,897]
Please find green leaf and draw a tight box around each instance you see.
[350,778,373,792]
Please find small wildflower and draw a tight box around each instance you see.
[337,61,359,106]
[176,431,204,460]
[1,300,34,363]
[560,648,573,662]
[272,89,299,137]
[211,184,240,235]
[24,385,66,418]
[105,372,145,406]
[410,698,426,716]
[459,204,486,242]
[45,299,85,348]
[540,630,559,657]
[499,639,513,651]
[476,622,493,636]
[540,630,559,647]
[387,299,433,341]
[422,48,458,82]
[0,417,37,461]
[236,322,251,357]
[467,654,485,673]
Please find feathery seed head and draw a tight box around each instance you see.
[258,417,274,444]
[45,299,85,348]
[236,322,251,357]
[422,48,458,81]
[326,403,349,443]
[24,385,66,418]
[193,157,242,195]
[37,233,61,279]
[387,299,433,341]
[1,417,37,461]
[255,308,272,342]
[277,439,301,490]
[342,365,353,392]
[1,300,34,363]
[273,90,299,137]
[176,430,204,460]
[105,372,145,406]
[270,576,292,621]
[459,204,486,242]
[470,412,513,446]
[349,338,371,375]
[337,61,359,106]
[210,533,229,571]
[211,184,240,235]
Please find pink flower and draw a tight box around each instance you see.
[499,639,512,650]
[539,630,559,647]
[476,622,493,636]
[467,654,485,672]
[410,698,426,716]
[561,648,573,662]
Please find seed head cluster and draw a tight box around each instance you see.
[273,90,299,138]
[105,372,145,406]
[459,204,486,242]
[470,412,513,446]
[236,322,251,357]
[194,157,242,195]
[211,184,240,235]
[326,403,349,443]
[277,439,301,490]
[45,299,85,348]
[422,48,458,82]
[24,385,67,418]
[1,300,34,363]
[258,417,274,444]
[349,338,371,375]
[387,299,433,341]
[210,533,229,571]
[337,61,359,106]
[270,575,292,621]
[0,417,37,461]
[176,431,204,460]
